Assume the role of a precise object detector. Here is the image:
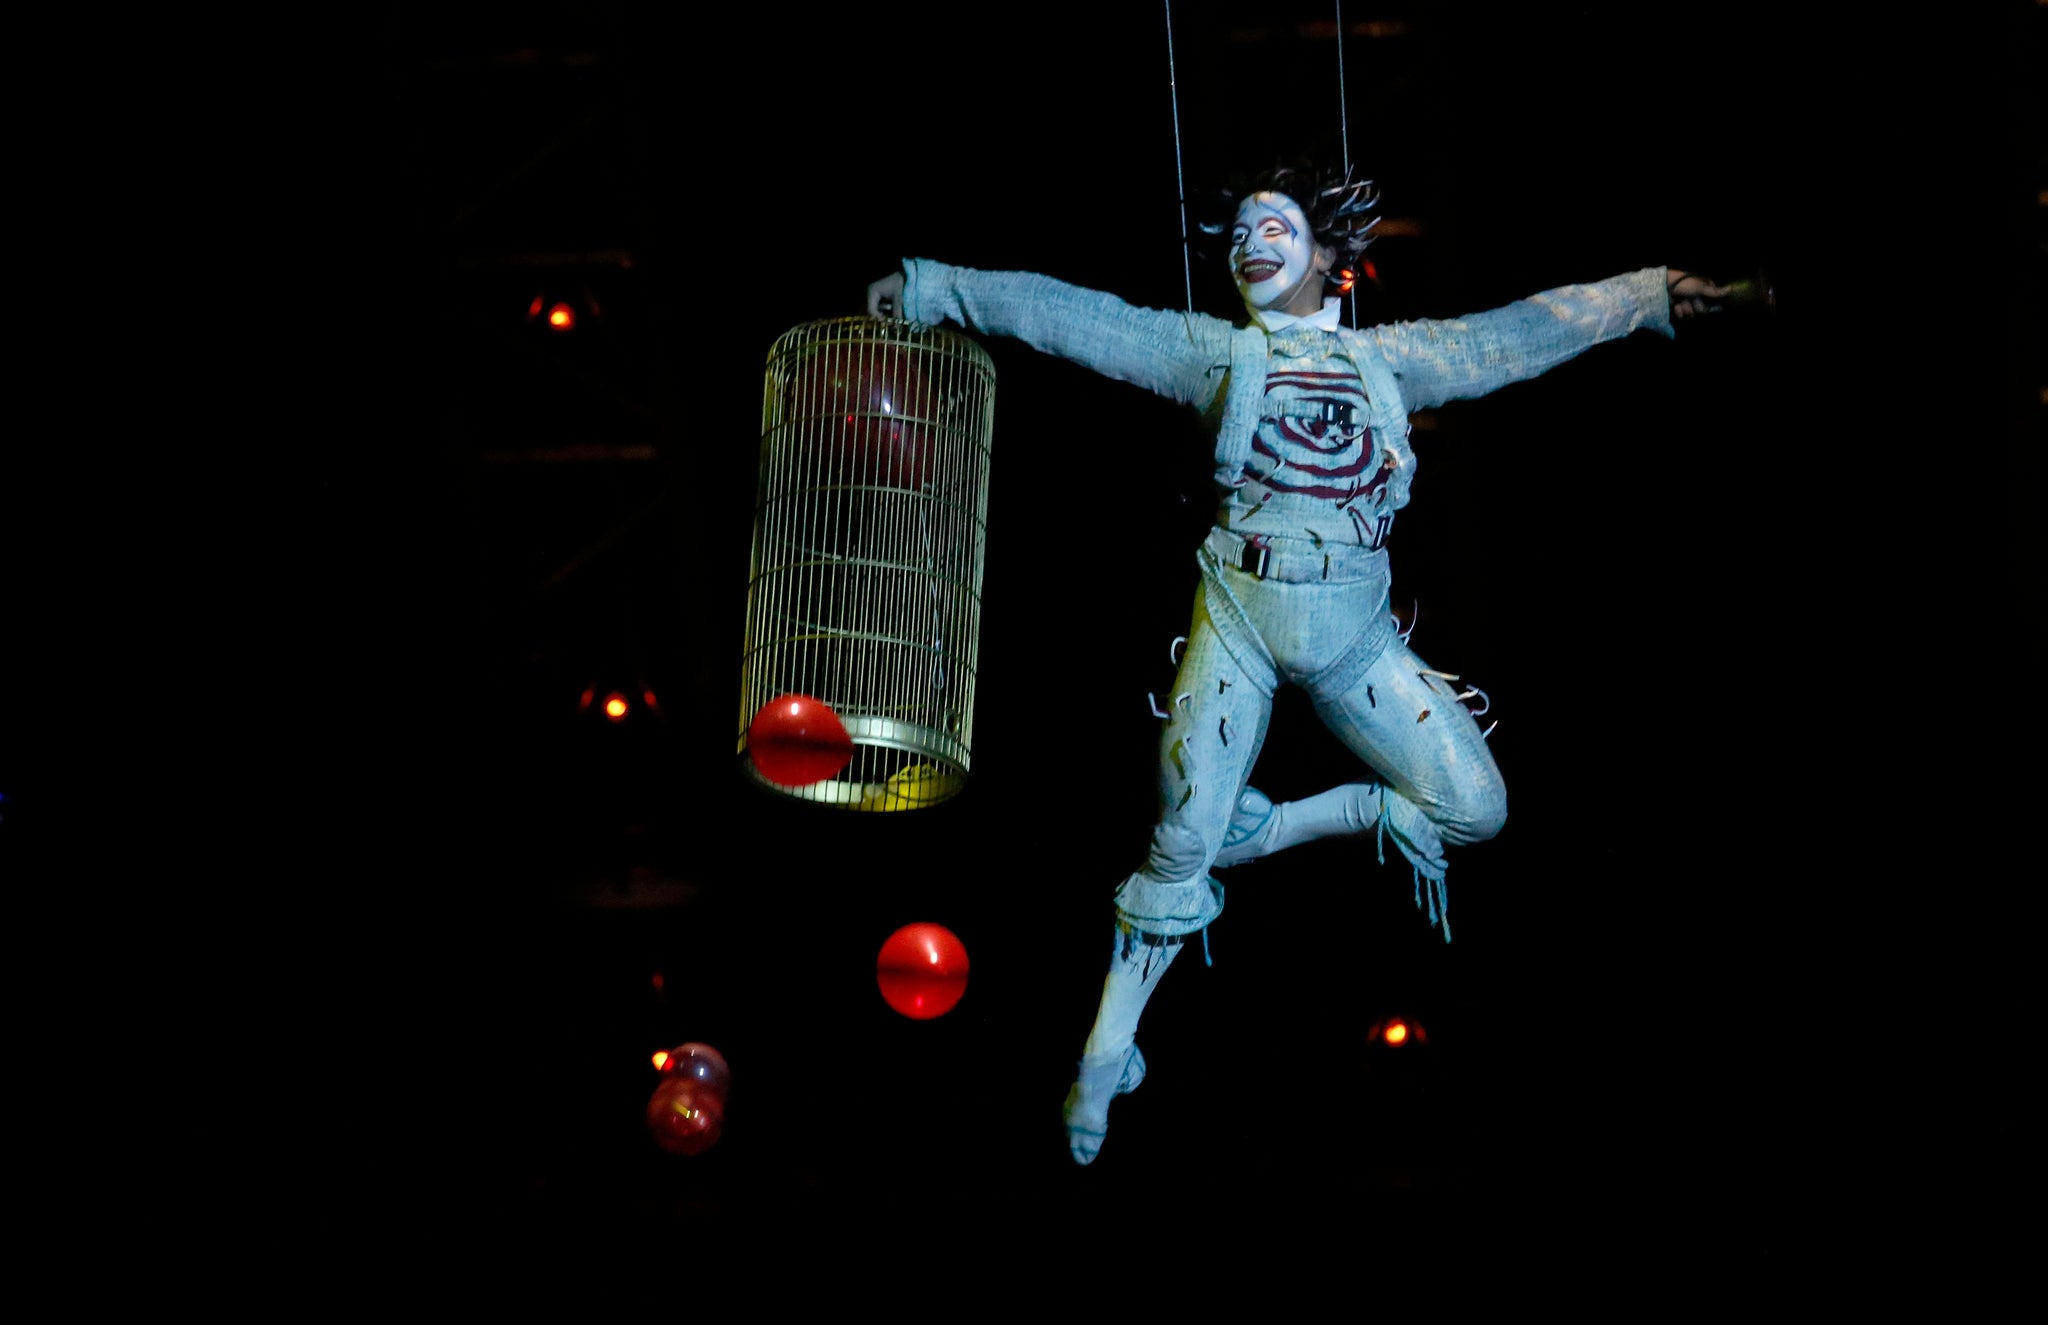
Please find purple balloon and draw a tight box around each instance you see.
[662,1042,731,1099]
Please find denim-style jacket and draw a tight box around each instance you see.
[899,258,1675,514]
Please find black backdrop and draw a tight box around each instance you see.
[332,0,2036,1265]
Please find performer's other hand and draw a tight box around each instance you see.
[868,272,906,319]
[1667,269,1733,319]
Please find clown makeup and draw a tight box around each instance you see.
[1230,192,1329,317]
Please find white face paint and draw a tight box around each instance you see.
[1230,192,1327,317]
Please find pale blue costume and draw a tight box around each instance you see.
[898,258,1676,944]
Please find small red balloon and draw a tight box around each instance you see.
[646,1076,725,1156]
[876,922,970,1020]
[789,346,935,490]
[659,1041,731,1099]
[747,693,855,787]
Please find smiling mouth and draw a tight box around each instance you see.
[1238,260,1282,284]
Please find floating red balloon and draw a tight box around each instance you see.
[659,1041,731,1097]
[747,693,855,787]
[646,1076,725,1156]
[788,346,935,490]
[876,922,970,1020]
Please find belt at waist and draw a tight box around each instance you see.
[1203,525,1388,585]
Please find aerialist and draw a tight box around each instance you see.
[867,163,1733,1165]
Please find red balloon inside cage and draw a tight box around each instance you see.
[876,922,970,1020]
[747,693,855,787]
[788,345,935,490]
[646,1076,725,1156]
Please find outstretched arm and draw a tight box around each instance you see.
[1370,266,1711,411]
[865,260,1235,413]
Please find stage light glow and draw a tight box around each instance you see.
[605,693,629,720]
[578,687,595,711]
[1384,1020,1409,1046]
[548,302,575,330]
[651,1050,670,1070]
[528,295,544,318]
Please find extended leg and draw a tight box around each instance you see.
[1064,592,1270,1164]
[1108,593,1274,934]
[1062,924,1181,1165]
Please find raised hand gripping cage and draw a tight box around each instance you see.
[739,316,996,809]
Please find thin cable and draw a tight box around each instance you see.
[1335,0,1356,329]
[1165,0,1195,329]
[1336,0,1351,180]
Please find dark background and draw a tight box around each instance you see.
[270,0,2036,1263]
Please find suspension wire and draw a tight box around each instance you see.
[1335,0,1357,329]
[1336,0,1351,180]
[1164,0,1196,335]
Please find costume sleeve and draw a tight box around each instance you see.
[900,258,1231,413]
[1365,267,1674,411]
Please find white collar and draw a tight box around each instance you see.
[1250,297,1343,333]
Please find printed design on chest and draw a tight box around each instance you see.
[1247,369,1393,503]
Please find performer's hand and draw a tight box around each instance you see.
[867,272,906,319]
[1667,269,1734,319]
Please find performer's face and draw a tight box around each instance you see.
[1232,192,1333,318]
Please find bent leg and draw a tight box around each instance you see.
[1312,634,1506,847]
[1216,630,1505,868]
[1309,635,1506,935]
[1214,778,1386,868]
[1210,636,1504,935]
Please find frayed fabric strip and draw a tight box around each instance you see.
[1374,788,1453,943]
[1115,920,1205,966]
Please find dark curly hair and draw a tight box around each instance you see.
[1192,162,1381,288]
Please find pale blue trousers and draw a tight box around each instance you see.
[1112,534,1506,941]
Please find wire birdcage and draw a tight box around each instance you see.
[739,316,996,809]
